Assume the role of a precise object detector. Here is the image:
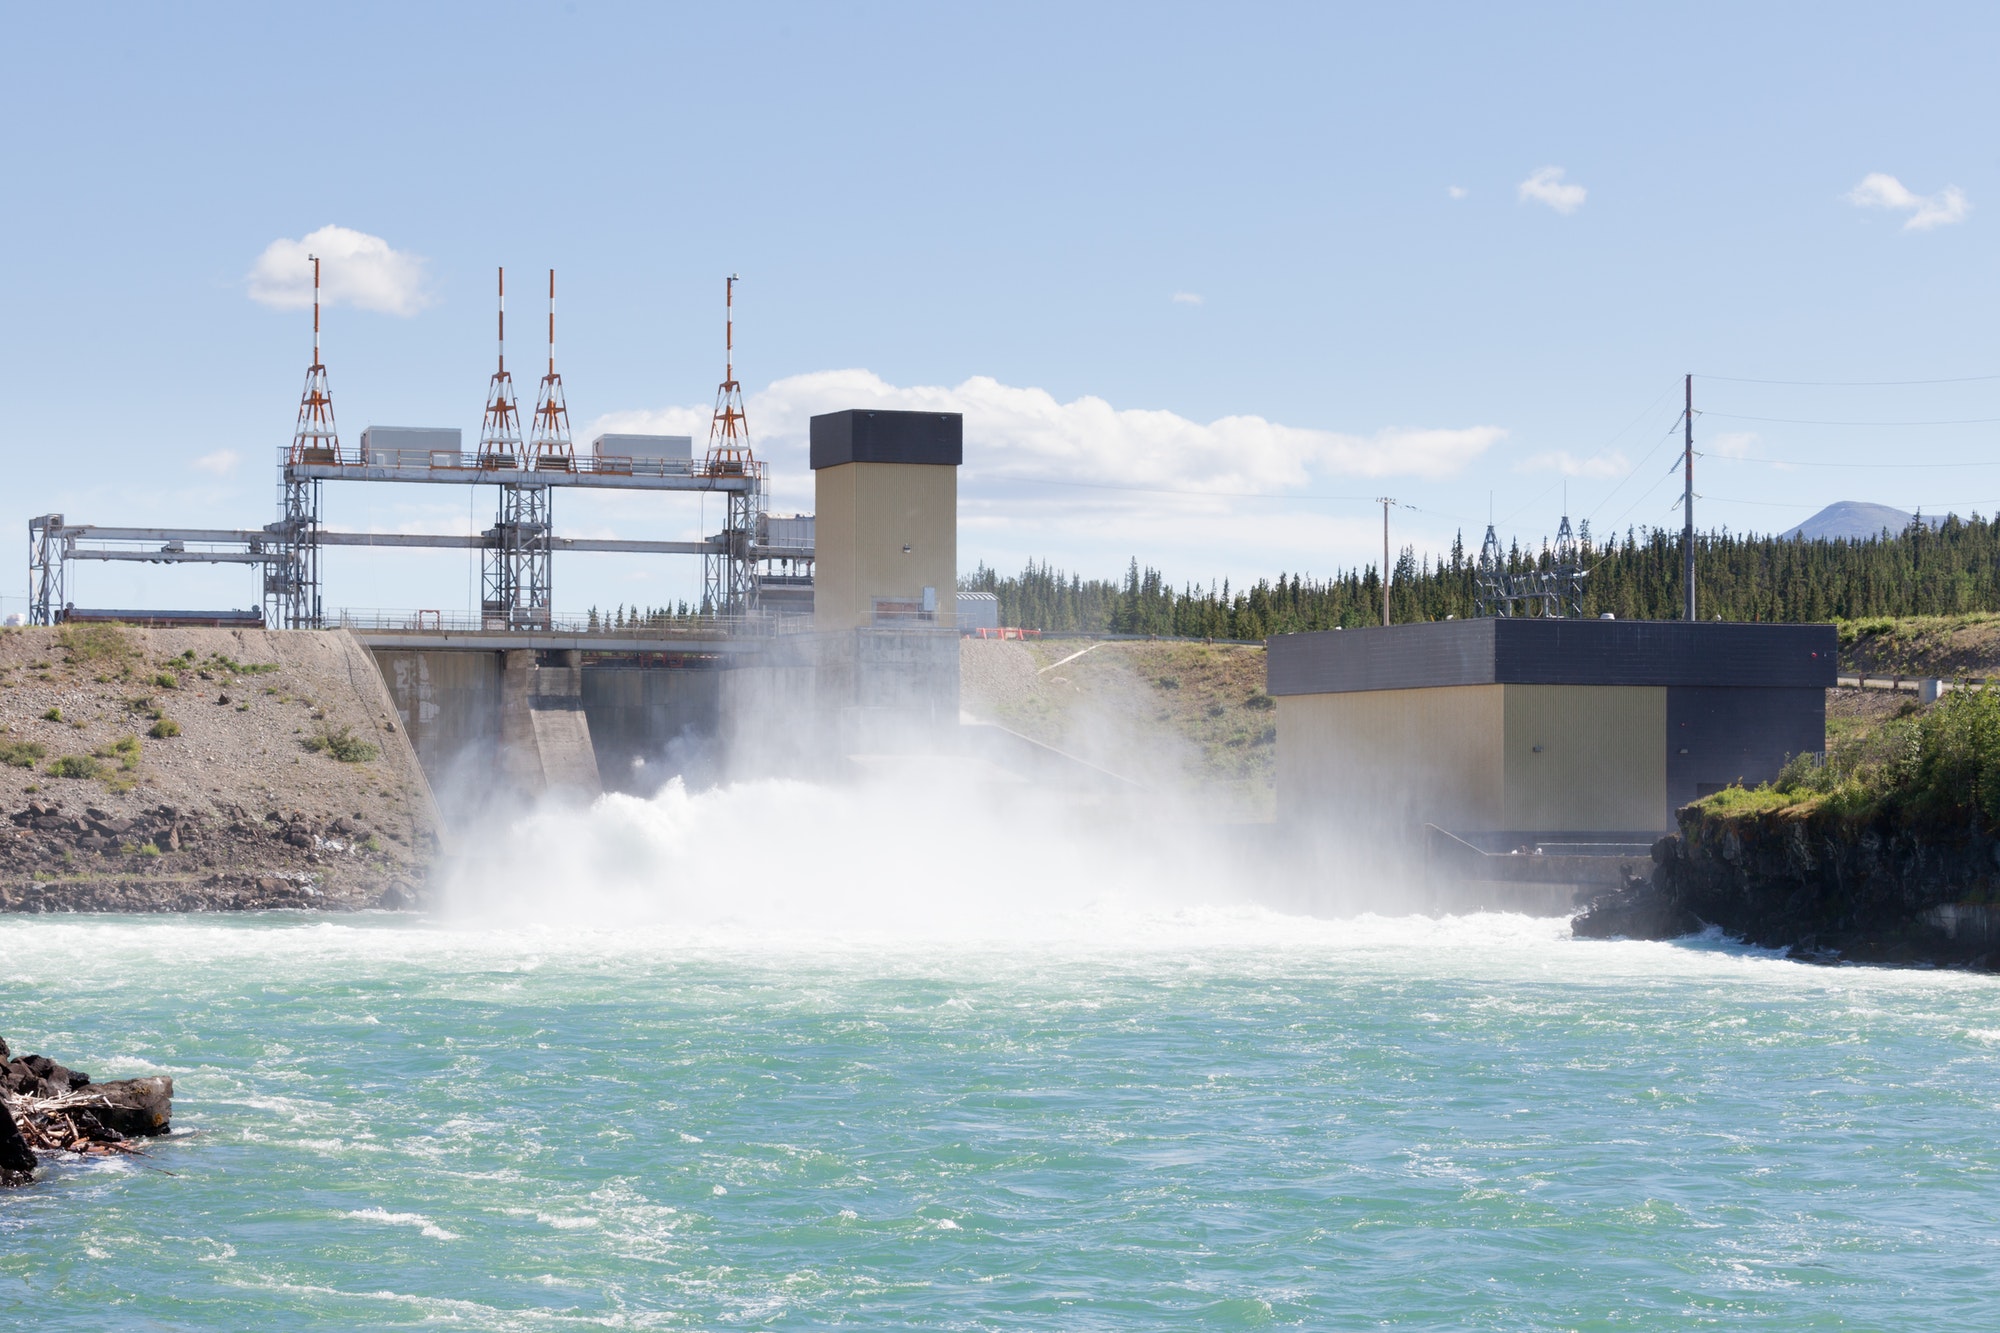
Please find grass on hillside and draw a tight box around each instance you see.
[1838,612,2000,680]
[1696,683,2000,826]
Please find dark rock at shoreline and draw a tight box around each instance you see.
[0,1104,33,1184]
[1571,853,1703,941]
[88,1077,174,1138]
[1573,806,2000,969]
[1,1038,174,1185]
[3,798,429,914]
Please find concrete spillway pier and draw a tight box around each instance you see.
[361,624,962,823]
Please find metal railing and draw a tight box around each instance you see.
[290,446,763,482]
[331,608,801,636]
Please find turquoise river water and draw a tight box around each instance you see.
[7,902,2000,1330]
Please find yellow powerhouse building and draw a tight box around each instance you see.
[1267,618,1837,850]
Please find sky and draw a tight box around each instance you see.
[2,1,1997,621]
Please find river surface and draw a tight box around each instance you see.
[6,907,2000,1330]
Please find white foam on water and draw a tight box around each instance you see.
[342,1207,461,1241]
[5,773,2000,1017]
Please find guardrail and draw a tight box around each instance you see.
[1835,675,1988,700]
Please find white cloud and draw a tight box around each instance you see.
[1707,431,1759,459]
[1518,166,1586,214]
[1517,449,1629,479]
[191,449,240,476]
[1846,173,1970,230]
[1447,185,1469,200]
[248,225,430,314]
[589,370,1504,503]
[1171,291,1203,306]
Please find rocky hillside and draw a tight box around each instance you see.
[0,625,440,911]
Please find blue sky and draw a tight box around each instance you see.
[3,2,1996,619]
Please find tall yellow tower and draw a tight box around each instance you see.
[811,410,961,631]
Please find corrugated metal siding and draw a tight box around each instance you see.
[1492,620,1836,688]
[1666,686,1825,809]
[1501,685,1669,832]
[809,410,964,469]
[1267,621,1497,695]
[1268,619,1837,695]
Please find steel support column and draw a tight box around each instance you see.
[264,475,322,629]
[28,515,66,625]
[483,481,553,630]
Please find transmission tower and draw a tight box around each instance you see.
[702,273,760,614]
[1475,514,1588,618]
[267,253,334,629]
[1474,523,1510,617]
[479,267,551,629]
[1548,512,1588,617]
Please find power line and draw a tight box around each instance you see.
[1702,411,2000,427]
[972,475,1381,502]
[1700,372,2000,387]
[1708,454,2000,469]
[1498,378,1683,528]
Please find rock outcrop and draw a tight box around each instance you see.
[1572,805,2000,968]
[1,1035,174,1184]
[2,798,424,911]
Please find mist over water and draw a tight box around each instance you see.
[436,768,1286,939]
[9,777,2000,1328]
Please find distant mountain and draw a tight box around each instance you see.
[1782,501,1939,541]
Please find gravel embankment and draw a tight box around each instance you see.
[0,625,440,910]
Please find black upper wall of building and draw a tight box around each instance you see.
[1266,619,1838,696]
[809,410,964,470]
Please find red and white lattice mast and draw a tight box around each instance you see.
[289,254,340,464]
[701,274,760,614]
[478,266,524,467]
[529,268,573,469]
[704,274,754,476]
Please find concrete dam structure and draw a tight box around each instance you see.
[367,627,962,819]
[361,408,970,820]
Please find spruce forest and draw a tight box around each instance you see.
[960,516,2000,639]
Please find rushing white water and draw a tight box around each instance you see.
[8,778,2000,1329]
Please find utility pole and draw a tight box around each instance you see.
[1682,373,1696,621]
[1377,496,1395,626]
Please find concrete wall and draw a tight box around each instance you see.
[581,666,724,793]
[372,628,962,807]
[372,647,601,819]
[372,649,502,816]
[813,462,957,631]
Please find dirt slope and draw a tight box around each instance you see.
[0,625,440,911]
[960,638,1274,816]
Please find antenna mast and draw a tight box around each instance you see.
[479,267,523,468]
[529,268,573,468]
[288,254,339,465]
[704,274,754,475]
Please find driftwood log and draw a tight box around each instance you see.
[1,1036,173,1185]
